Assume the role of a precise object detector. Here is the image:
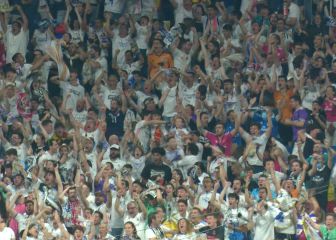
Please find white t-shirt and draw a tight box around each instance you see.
[72,109,88,123]
[145,227,164,240]
[5,27,29,63]
[135,23,149,50]
[178,81,199,107]
[136,91,159,109]
[241,132,269,166]
[112,32,132,67]
[104,0,123,13]
[173,48,191,72]
[175,155,198,178]
[45,223,64,239]
[103,158,127,172]
[124,212,145,239]
[0,227,15,240]
[300,88,319,111]
[288,2,300,26]
[109,192,131,229]
[252,209,277,240]
[198,191,219,210]
[172,232,197,240]
[60,81,85,110]
[221,206,248,240]
[33,29,53,52]
[15,213,35,232]
[129,155,146,180]
[174,0,193,25]
[68,28,84,44]
[101,85,122,109]
[4,142,27,164]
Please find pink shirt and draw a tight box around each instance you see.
[323,97,336,122]
[205,132,233,156]
[262,45,287,63]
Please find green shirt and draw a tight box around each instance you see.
[320,225,336,240]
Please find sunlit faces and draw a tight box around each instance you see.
[325,215,335,230]
[124,222,137,236]
[326,86,335,99]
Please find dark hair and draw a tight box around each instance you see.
[173,169,184,185]
[87,107,99,116]
[228,193,239,201]
[94,211,103,219]
[91,44,101,54]
[41,119,53,126]
[11,132,23,142]
[73,225,85,233]
[259,186,268,194]
[151,147,165,156]
[44,170,56,178]
[290,95,302,104]
[263,158,275,167]
[141,109,152,118]
[326,213,336,220]
[192,207,202,215]
[12,52,22,62]
[291,159,303,168]
[148,212,157,226]
[132,180,145,190]
[187,143,199,156]
[124,221,140,238]
[250,122,261,130]
[5,148,18,156]
[54,121,65,129]
[222,24,233,32]
[177,199,188,206]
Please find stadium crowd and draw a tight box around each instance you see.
[0,0,336,239]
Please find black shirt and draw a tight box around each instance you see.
[141,162,172,184]
[105,109,125,140]
[199,225,225,240]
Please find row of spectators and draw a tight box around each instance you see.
[0,0,336,240]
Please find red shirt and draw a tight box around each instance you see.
[323,97,336,122]
[205,131,233,157]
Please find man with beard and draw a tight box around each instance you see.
[56,167,82,234]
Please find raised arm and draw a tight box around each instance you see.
[230,112,240,136]
[264,108,273,138]
[16,5,28,32]
[55,166,65,202]
[135,194,147,218]
[0,13,7,33]
[327,147,335,170]
[200,38,210,68]
[114,191,124,216]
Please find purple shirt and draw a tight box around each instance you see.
[292,107,308,140]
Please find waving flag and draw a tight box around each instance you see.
[302,215,322,240]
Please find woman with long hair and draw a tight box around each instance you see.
[120,221,141,240]
[172,218,197,240]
